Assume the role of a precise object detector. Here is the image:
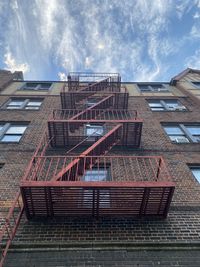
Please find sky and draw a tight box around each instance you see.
[0,0,200,82]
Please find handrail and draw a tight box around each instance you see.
[0,191,24,267]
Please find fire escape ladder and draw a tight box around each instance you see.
[78,78,110,92]
[53,124,122,181]
[68,94,114,133]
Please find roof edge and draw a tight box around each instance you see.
[170,68,200,85]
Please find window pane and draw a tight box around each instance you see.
[149,102,163,108]
[8,100,24,106]
[193,82,200,88]
[24,83,51,90]
[151,107,165,111]
[164,100,179,108]
[169,135,189,143]
[1,135,21,142]
[24,83,38,88]
[191,168,200,183]
[6,126,27,134]
[7,106,21,109]
[39,83,52,89]
[186,126,200,135]
[27,101,42,106]
[164,126,183,135]
[138,84,150,91]
[0,125,4,131]
[25,106,40,110]
[82,170,108,181]
[86,125,104,136]
[152,85,168,91]
[151,84,164,89]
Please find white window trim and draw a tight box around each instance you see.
[148,99,187,111]
[191,81,200,90]
[163,123,200,143]
[138,84,169,93]
[85,124,105,141]
[81,167,111,208]
[0,123,28,143]
[189,165,200,183]
[3,98,43,110]
[20,82,53,91]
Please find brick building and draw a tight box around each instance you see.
[1,69,200,266]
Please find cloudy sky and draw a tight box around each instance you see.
[0,0,200,82]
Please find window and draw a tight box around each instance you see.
[0,163,4,169]
[138,83,169,92]
[192,82,200,89]
[163,123,200,143]
[82,167,111,182]
[85,124,104,141]
[189,165,200,183]
[0,123,28,142]
[4,98,43,110]
[147,99,187,111]
[86,98,98,108]
[82,166,111,208]
[21,82,52,90]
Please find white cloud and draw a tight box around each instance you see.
[85,56,93,68]
[185,49,200,69]
[175,0,193,19]
[4,51,30,73]
[2,0,199,81]
[193,12,200,19]
[58,72,68,81]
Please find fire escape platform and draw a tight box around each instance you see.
[20,181,174,220]
[48,110,143,148]
[20,156,174,219]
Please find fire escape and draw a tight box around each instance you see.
[0,73,175,266]
[20,73,174,219]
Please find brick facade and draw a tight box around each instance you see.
[1,70,200,266]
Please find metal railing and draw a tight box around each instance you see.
[0,192,24,267]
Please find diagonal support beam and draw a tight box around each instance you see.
[69,94,114,121]
[52,124,122,181]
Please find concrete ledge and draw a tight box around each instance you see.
[8,242,200,252]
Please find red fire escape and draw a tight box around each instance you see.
[0,73,175,266]
[20,73,174,219]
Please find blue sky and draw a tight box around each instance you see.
[0,0,200,82]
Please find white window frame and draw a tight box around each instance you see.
[138,83,169,92]
[189,165,200,183]
[0,163,4,169]
[82,166,111,208]
[147,99,187,111]
[191,82,200,89]
[21,82,52,91]
[0,123,28,143]
[3,98,43,110]
[163,123,200,143]
[85,124,105,141]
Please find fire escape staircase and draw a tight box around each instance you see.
[0,73,175,266]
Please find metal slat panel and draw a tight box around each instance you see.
[21,183,175,219]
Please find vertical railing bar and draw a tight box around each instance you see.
[45,158,53,181]
[52,157,60,178]
[37,157,47,181]
[142,158,149,181]
[136,158,142,181]
[148,158,157,182]
[123,158,129,181]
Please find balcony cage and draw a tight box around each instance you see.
[0,72,174,266]
[67,72,121,92]
[20,155,174,220]
[60,90,129,110]
[48,109,143,148]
